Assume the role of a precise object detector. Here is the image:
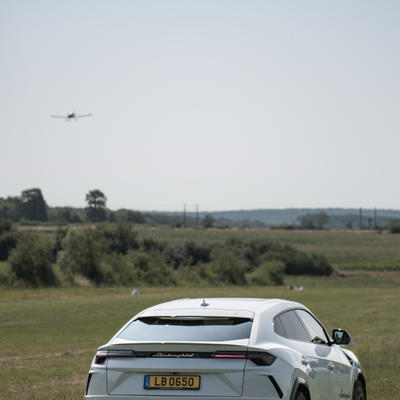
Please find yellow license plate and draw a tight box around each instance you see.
[144,375,200,390]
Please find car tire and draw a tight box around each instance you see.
[294,389,308,400]
[352,380,366,400]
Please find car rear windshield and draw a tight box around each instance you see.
[117,317,252,342]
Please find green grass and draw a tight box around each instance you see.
[1,273,399,399]
[137,227,400,270]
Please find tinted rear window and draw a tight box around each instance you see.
[275,311,310,342]
[117,317,252,342]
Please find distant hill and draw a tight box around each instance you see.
[158,208,400,228]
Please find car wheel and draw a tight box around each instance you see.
[352,380,366,400]
[294,389,308,400]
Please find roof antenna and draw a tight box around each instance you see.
[201,298,209,307]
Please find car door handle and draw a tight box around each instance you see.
[328,363,335,371]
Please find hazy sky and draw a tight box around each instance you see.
[1,1,399,211]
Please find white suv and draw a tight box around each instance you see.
[85,298,366,400]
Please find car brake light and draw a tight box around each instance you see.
[94,349,135,364]
[95,350,108,364]
[214,352,246,359]
[247,352,276,366]
[213,351,276,365]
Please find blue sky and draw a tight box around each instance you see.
[1,1,400,211]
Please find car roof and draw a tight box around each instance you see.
[135,298,305,319]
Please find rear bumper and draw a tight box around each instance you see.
[86,397,286,400]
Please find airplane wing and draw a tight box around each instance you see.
[50,115,67,118]
[75,114,92,118]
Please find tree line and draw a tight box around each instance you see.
[3,188,395,230]
[0,188,223,228]
[0,221,333,288]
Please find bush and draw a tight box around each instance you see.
[128,250,177,286]
[57,229,106,285]
[142,237,166,253]
[389,219,400,233]
[208,249,248,285]
[0,230,18,261]
[0,262,15,286]
[238,238,333,276]
[242,239,288,267]
[0,219,13,235]
[165,244,187,269]
[245,260,285,286]
[112,209,146,224]
[284,253,332,276]
[184,241,212,265]
[0,219,18,261]
[9,232,58,287]
[105,253,138,285]
[51,227,68,262]
[97,222,139,254]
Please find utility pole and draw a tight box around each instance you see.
[183,204,186,228]
[196,204,199,228]
[359,207,362,229]
[374,207,377,230]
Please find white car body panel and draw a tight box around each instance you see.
[85,298,365,400]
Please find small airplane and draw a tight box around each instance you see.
[50,111,92,121]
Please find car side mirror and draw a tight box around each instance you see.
[332,329,355,346]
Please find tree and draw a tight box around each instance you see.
[297,212,329,230]
[202,214,214,228]
[20,188,48,221]
[245,260,285,286]
[0,197,21,220]
[0,219,18,260]
[85,189,107,222]
[49,207,83,223]
[97,221,139,254]
[112,209,146,224]
[10,232,58,286]
[57,228,112,284]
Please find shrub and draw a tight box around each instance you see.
[9,232,58,287]
[165,244,186,269]
[0,219,18,261]
[97,221,139,254]
[239,238,333,276]
[51,227,68,262]
[184,241,212,265]
[129,250,177,286]
[105,253,138,285]
[0,230,18,261]
[243,239,289,267]
[245,260,285,286]
[112,209,145,224]
[0,219,13,235]
[57,229,106,284]
[209,249,248,285]
[284,253,332,276]
[0,262,15,286]
[142,237,166,253]
[389,219,400,233]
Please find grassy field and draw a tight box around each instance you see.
[1,272,399,399]
[137,227,400,270]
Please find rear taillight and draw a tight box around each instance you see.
[247,352,276,366]
[213,351,276,366]
[214,352,246,359]
[94,349,275,365]
[94,349,135,365]
[94,350,108,364]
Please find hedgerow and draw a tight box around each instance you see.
[1,224,333,287]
